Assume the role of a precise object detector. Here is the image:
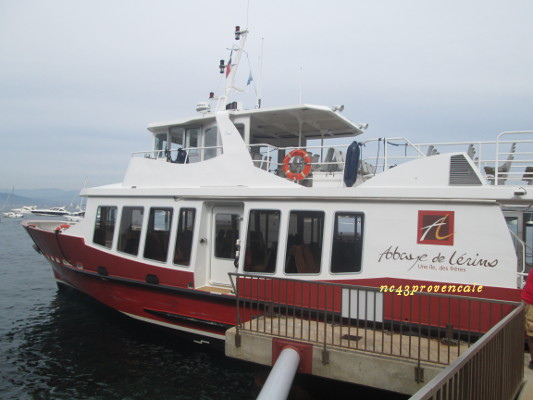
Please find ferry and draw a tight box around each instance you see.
[23,26,533,342]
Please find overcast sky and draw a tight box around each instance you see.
[1,0,532,190]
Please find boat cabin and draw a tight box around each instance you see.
[144,105,365,187]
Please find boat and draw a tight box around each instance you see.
[12,205,37,214]
[64,210,85,222]
[66,178,87,222]
[23,26,533,343]
[30,206,70,217]
[1,186,21,220]
[3,211,24,218]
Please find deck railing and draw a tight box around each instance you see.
[229,273,521,368]
[131,131,533,187]
[409,302,525,400]
[249,131,533,187]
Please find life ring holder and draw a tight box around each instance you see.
[282,149,312,181]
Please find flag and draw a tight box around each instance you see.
[247,71,253,86]
[226,51,233,78]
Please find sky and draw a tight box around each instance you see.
[1,0,532,190]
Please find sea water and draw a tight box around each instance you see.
[0,217,406,399]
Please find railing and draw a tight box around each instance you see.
[229,274,521,367]
[132,146,223,162]
[409,302,525,400]
[130,132,533,187]
[412,131,533,186]
[248,132,533,187]
[249,143,350,177]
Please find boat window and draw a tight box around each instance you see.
[154,133,168,158]
[170,127,184,146]
[173,208,196,266]
[204,127,219,160]
[117,207,144,256]
[215,213,240,259]
[93,206,117,249]
[235,123,245,140]
[331,213,363,273]
[285,211,324,274]
[168,127,185,162]
[144,207,173,262]
[244,210,280,273]
[185,128,200,162]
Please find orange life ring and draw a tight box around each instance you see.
[282,149,312,181]
[55,224,70,232]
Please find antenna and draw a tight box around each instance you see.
[257,37,263,109]
[299,66,303,104]
[246,0,250,28]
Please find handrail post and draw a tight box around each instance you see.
[230,273,242,347]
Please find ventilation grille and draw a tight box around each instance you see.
[449,154,482,185]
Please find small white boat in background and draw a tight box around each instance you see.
[65,210,85,222]
[1,186,19,221]
[3,211,23,218]
[12,205,37,214]
[30,206,70,217]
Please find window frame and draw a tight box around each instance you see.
[284,210,325,275]
[330,211,364,274]
[173,207,196,267]
[143,207,174,263]
[92,205,118,249]
[117,206,144,256]
[244,209,281,274]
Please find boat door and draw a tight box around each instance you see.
[210,206,243,286]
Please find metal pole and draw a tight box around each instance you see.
[256,347,300,400]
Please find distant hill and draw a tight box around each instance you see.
[0,188,82,210]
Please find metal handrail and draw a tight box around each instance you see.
[508,228,528,288]
[130,132,533,187]
[229,273,521,367]
[248,132,533,186]
[409,302,525,400]
[132,145,223,161]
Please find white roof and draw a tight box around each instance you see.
[147,104,364,144]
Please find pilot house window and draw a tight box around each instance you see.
[244,210,280,273]
[285,211,324,274]
[331,213,363,273]
[155,133,168,158]
[144,208,173,262]
[117,207,144,256]
[93,206,117,248]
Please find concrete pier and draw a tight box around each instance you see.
[225,317,452,396]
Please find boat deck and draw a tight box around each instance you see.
[196,285,234,295]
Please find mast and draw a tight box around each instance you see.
[216,26,249,112]
[0,186,15,221]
